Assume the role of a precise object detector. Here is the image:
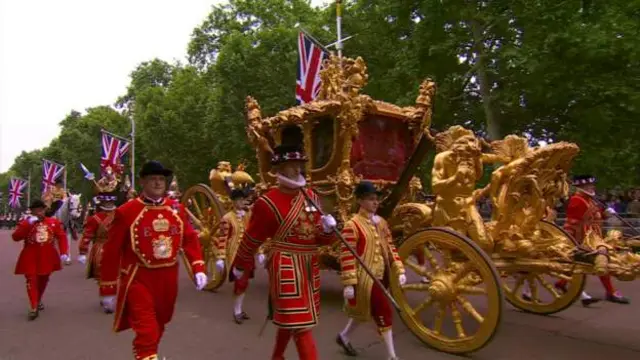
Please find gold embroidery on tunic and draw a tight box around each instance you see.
[152,235,173,259]
[152,214,170,232]
[35,224,49,243]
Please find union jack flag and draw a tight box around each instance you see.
[42,159,65,193]
[9,177,28,208]
[296,32,327,104]
[101,129,130,174]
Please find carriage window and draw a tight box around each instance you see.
[350,115,414,181]
[311,117,334,169]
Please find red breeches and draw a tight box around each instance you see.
[271,328,318,360]
[126,281,174,360]
[370,282,393,331]
[25,275,49,310]
[233,271,250,295]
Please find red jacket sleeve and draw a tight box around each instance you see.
[233,197,278,272]
[11,220,32,241]
[53,219,69,256]
[179,204,205,275]
[79,215,99,255]
[100,208,127,296]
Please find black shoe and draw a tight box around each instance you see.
[581,297,601,307]
[37,303,44,311]
[233,312,249,324]
[100,300,113,314]
[28,310,38,321]
[336,334,358,356]
[606,293,630,304]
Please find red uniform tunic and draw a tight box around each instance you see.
[99,197,205,360]
[340,212,404,333]
[79,211,114,280]
[233,188,334,360]
[561,192,617,295]
[12,217,69,310]
[13,217,68,275]
[563,192,604,241]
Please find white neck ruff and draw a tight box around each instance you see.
[276,173,306,190]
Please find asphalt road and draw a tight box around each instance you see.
[1,229,639,360]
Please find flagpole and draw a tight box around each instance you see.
[130,116,136,190]
[336,0,343,60]
[27,171,31,205]
[63,166,68,192]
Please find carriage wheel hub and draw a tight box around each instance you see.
[428,276,456,302]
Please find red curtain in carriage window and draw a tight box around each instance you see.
[350,116,414,181]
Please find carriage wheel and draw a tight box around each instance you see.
[501,221,585,315]
[181,184,226,291]
[391,227,503,354]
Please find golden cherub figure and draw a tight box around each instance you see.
[431,126,501,252]
[94,166,119,193]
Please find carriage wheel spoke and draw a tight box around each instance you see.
[536,274,560,299]
[456,295,484,324]
[452,262,473,283]
[528,277,539,303]
[511,274,526,295]
[192,195,204,219]
[550,272,572,281]
[405,259,431,278]
[456,285,487,295]
[423,246,440,271]
[412,297,434,316]
[451,305,467,338]
[433,305,445,335]
[402,283,430,292]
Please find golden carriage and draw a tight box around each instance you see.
[182,54,640,354]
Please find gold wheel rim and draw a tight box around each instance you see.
[391,227,503,354]
[181,184,225,291]
[502,221,585,314]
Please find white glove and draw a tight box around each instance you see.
[257,253,266,266]
[606,207,617,215]
[60,254,70,263]
[101,296,116,312]
[321,214,337,233]
[194,272,208,291]
[343,286,355,300]
[77,255,87,264]
[215,259,225,272]
[232,267,244,279]
[398,274,407,286]
[27,216,38,224]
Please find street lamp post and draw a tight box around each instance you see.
[130,116,135,190]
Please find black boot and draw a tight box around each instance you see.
[606,293,630,304]
[581,297,601,307]
[336,334,358,356]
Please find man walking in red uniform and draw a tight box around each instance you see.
[12,199,69,320]
[99,161,208,360]
[78,191,117,313]
[232,141,337,360]
[557,175,630,304]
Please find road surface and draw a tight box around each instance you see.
[1,229,639,360]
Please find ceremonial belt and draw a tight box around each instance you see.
[269,241,318,254]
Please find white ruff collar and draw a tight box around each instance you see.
[276,173,306,189]
[235,209,246,218]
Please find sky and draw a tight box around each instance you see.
[0,0,331,173]
[0,0,225,172]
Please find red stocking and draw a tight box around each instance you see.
[294,329,318,360]
[25,275,39,310]
[272,328,291,360]
[37,275,49,303]
[598,275,616,295]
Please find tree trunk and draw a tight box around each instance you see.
[471,19,501,140]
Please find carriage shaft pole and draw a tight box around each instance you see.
[299,189,403,313]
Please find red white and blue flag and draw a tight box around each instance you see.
[296,31,327,104]
[9,177,28,208]
[101,129,130,174]
[42,159,65,193]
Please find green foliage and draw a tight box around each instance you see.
[2,0,639,204]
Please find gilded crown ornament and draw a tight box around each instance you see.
[152,215,170,232]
